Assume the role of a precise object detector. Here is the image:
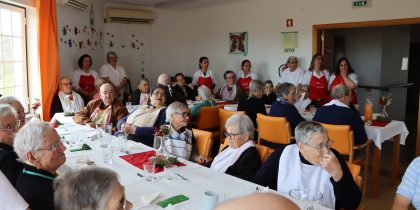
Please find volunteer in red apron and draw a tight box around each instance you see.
[192,56,216,92]
[329,57,359,108]
[237,59,258,93]
[72,54,99,104]
[302,54,330,107]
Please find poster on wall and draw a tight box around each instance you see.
[281,31,298,53]
[229,32,248,55]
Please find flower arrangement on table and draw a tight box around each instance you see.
[377,95,392,122]
[64,94,75,116]
[31,98,41,121]
[152,124,177,167]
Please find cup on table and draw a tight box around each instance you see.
[309,105,317,115]
[102,145,113,164]
[289,189,323,210]
[143,161,155,181]
[203,191,219,210]
[164,164,177,180]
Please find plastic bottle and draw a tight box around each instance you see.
[364,92,373,124]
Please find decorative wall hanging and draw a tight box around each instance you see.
[280,31,298,53]
[229,32,248,55]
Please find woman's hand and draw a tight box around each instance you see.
[122,123,136,135]
[195,156,207,165]
[340,68,348,78]
[320,153,343,182]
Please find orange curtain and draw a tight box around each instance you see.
[36,0,60,121]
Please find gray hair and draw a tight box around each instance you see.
[331,84,350,100]
[106,51,117,62]
[13,121,51,162]
[277,83,295,98]
[248,79,264,99]
[0,96,20,105]
[197,85,214,101]
[94,78,106,90]
[157,74,171,86]
[225,114,254,140]
[54,167,119,210]
[287,56,298,64]
[0,104,17,127]
[294,121,327,144]
[166,101,188,123]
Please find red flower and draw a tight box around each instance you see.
[31,99,41,110]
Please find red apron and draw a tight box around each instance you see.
[79,74,95,93]
[329,75,358,104]
[197,76,214,91]
[237,76,253,92]
[309,72,328,105]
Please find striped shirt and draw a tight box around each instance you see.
[164,127,193,160]
[397,157,420,208]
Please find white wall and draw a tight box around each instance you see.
[149,0,420,89]
[56,0,105,78]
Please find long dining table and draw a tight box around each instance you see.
[51,113,332,210]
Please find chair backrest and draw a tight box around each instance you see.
[192,128,213,159]
[256,113,291,145]
[255,144,270,163]
[195,105,223,130]
[219,138,229,154]
[346,162,363,190]
[320,123,354,161]
[219,108,245,144]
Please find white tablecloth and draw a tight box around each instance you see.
[223,104,271,114]
[364,121,409,149]
[52,113,332,210]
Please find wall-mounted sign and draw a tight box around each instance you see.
[352,0,371,8]
[286,19,293,27]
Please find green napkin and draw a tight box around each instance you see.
[70,143,92,152]
[157,194,189,208]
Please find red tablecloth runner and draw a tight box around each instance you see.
[120,150,185,173]
[371,120,391,127]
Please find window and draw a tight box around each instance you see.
[0,2,28,111]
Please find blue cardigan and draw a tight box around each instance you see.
[117,108,167,147]
[269,98,305,134]
[313,104,367,145]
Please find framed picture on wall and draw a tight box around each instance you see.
[229,32,248,55]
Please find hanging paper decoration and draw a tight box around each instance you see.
[62,26,67,36]
[89,3,95,29]
[109,40,114,48]
[74,26,79,35]
[67,39,72,48]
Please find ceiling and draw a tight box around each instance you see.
[103,0,243,8]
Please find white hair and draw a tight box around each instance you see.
[294,121,327,144]
[166,101,188,123]
[0,96,21,105]
[0,104,17,127]
[225,114,254,140]
[54,167,119,210]
[197,85,214,101]
[13,121,51,162]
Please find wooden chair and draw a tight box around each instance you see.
[346,162,364,210]
[320,123,372,196]
[192,128,214,159]
[218,108,245,144]
[195,105,223,130]
[256,113,292,146]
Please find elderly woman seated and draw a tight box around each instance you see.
[269,82,305,134]
[14,121,67,210]
[118,84,167,147]
[0,104,22,185]
[162,101,207,164]
[210,114,261,181]
[0,96,26,128]
[51,76,85,116]
[54,167,132,210]
[191,85,217,120]
[253,121,361,209]
[74,83,128,130]
[237,79,266,127]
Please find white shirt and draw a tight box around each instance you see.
[237,71,258,80]
[72,69,99,90]
[323,99,349,108]
[58,91,84,112]
[328,73,358,90]
[99,63,128,98]
[301,69,330,85]
[192,70,216,86]
[279,67,305,86]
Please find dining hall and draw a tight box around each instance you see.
[1,0,420,209]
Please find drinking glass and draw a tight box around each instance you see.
[118,132,128,153]
[102,145,113,164]
[164,164,177,180]
[143,161,155,181]
[289,189,323,210]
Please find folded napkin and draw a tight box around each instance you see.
[119,151,186,173]
[140,192,160,205]
[69,143,92,152]
[371,120,391,127]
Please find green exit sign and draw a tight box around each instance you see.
[352,0,371,8]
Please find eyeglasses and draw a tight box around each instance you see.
[174,112,189,118]
[1,120,20,132]
[224,131,245,139]
[61,82,72,86]
[305,140,334,152]
[37,140,63,152]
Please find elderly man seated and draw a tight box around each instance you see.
[215,70,245,102]
[0,96,26,128]
[14,121,67,210]
[130,77,150,105]
[313,84,367,145]
[51,76,84,116]
[54,167,132,210]
[157,73,186,105]
[253,121,361,209]
[269,82,305,134]
[0,104,22,185]
[74,83,128,130]
[392,157,420,210]
[210,114,261,181]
